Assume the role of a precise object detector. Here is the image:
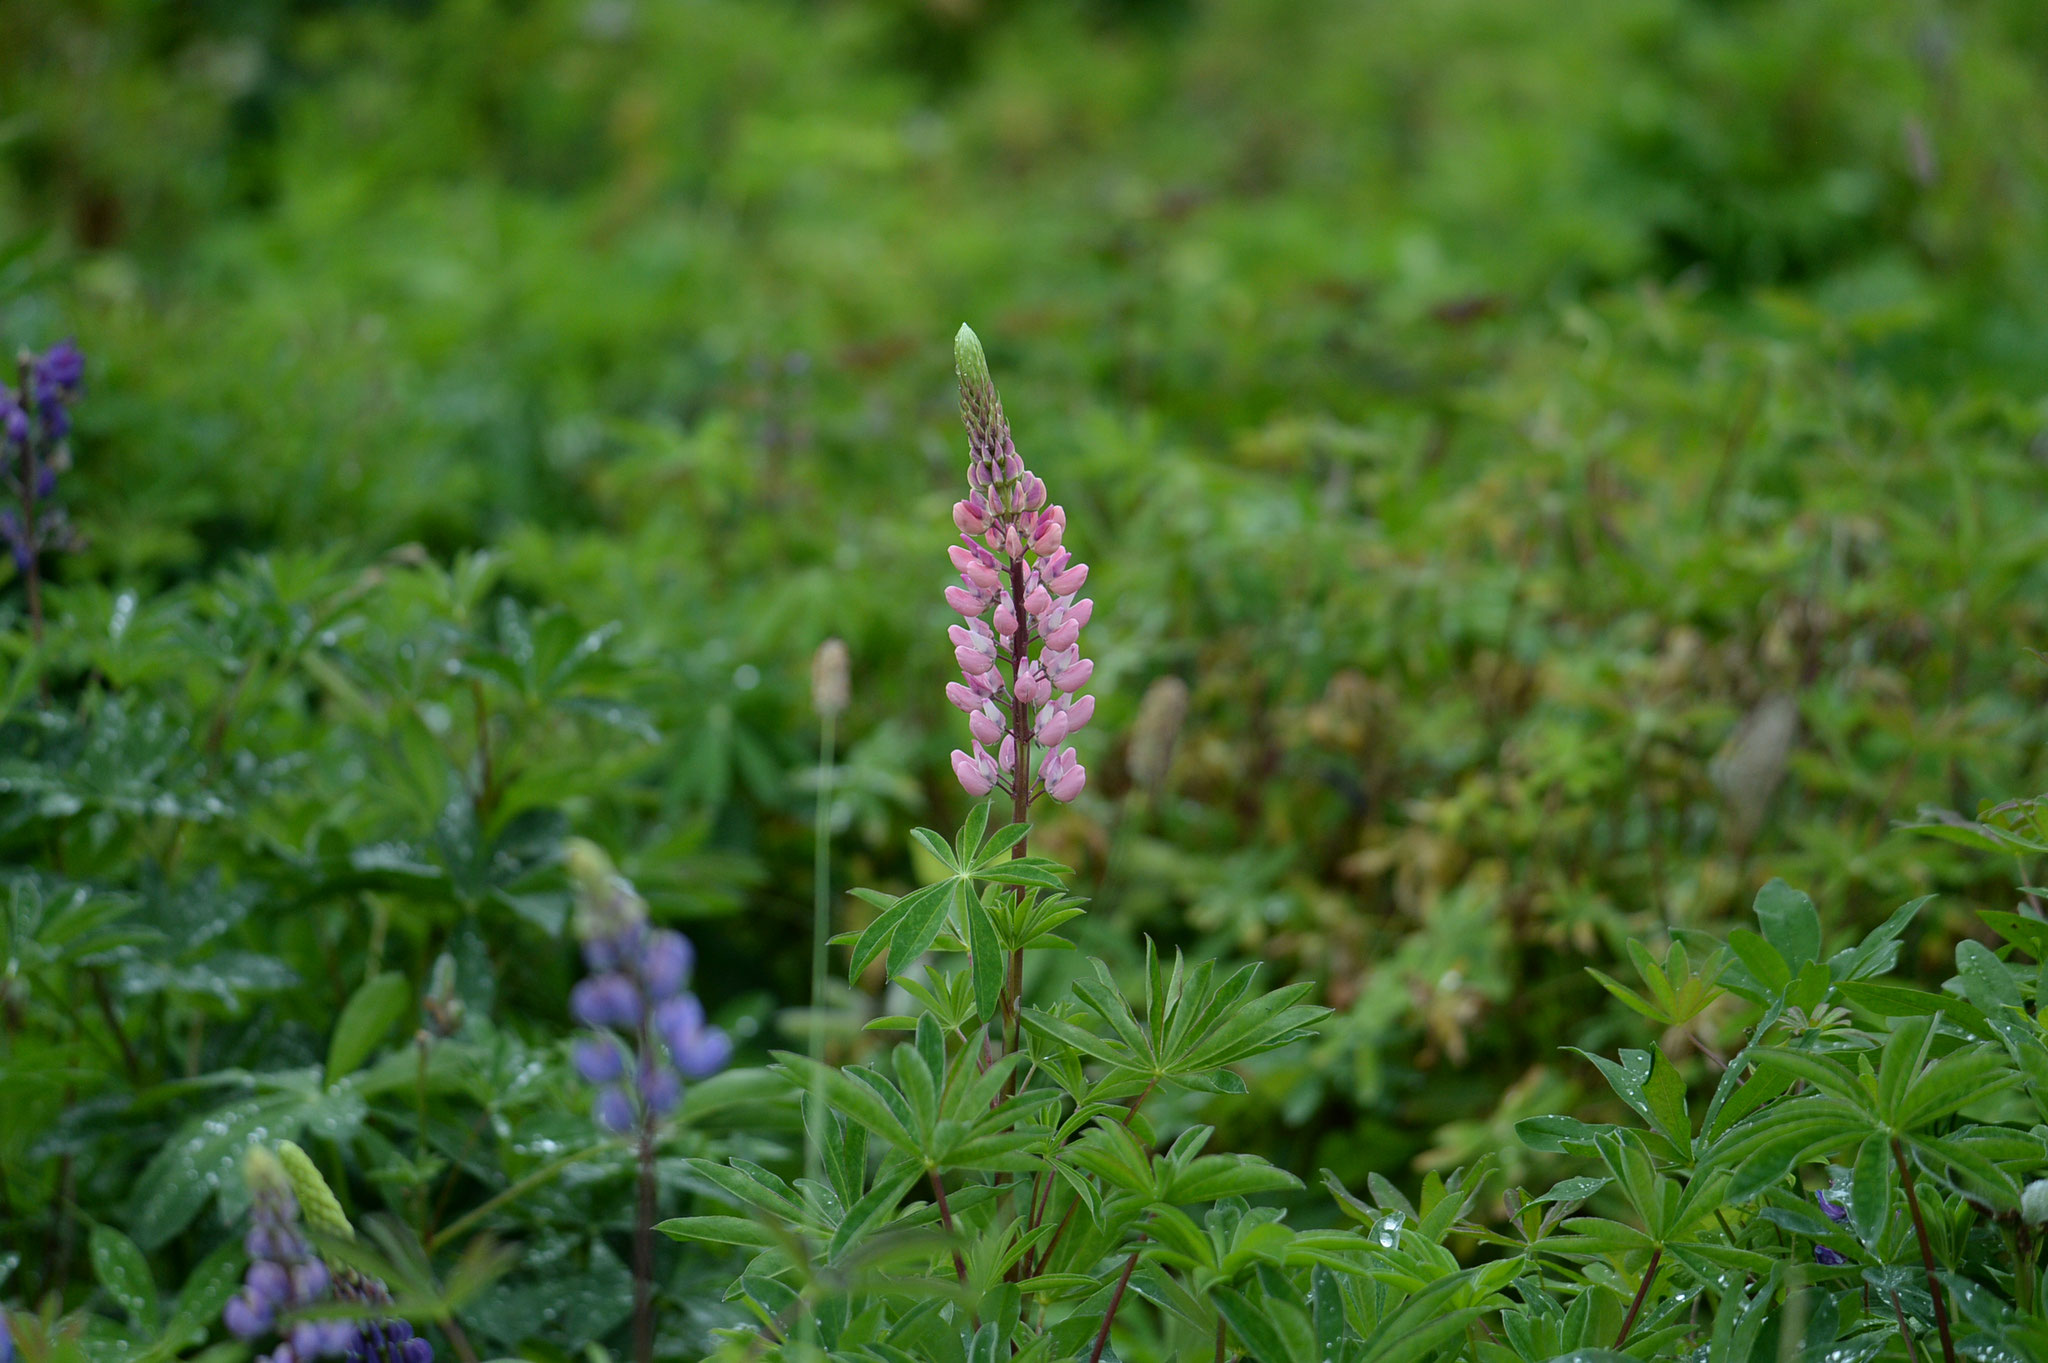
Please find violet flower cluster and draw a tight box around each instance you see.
[1,340,85,576]
[224,1147,431,1363]
[566,839,731,1133]
[944,326,1094,807]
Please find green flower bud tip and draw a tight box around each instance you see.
[565,836,615,894]
[278,1140,355,1242]
[954,323,991,394]
[243,1145,291,1201]
[2025,1177,2048,1226]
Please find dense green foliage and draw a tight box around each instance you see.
[6,0,2048,1358]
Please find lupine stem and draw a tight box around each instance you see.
[1088,1247,1141,1363]
[1893,1136,1958,1363]
[1614,1244,1661,1347]
[1890,1289,1923,1363]
[929,1169,968,1285]
[800,704,836,1352]
[632,1019,658,1363]
[1002,555,1032,1062]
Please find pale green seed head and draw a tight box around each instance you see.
[278,1140,355,1242]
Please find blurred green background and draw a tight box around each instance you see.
[8,0,2048,1192]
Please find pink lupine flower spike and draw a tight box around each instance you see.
[944,325,1092,812]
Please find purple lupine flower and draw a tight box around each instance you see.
[330,1272,433,1363]
[3,340,88,601]
[573,1036,628,1084]
[656,994,734,1077]
[1814,1245,1848,1266]
[226,1154,323,1344]
[945,326,1093,808]
[1816,1191,1849,1224]
[565,840,729,1135]
[228,1148,433,1363]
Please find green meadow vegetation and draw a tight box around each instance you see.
[6,1,2048,1358]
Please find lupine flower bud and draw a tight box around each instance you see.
[948,545,1001,589]
[657,994,735,1077]
[969,703,1006,747]
[1014,663,1050,707]
[573,1036,628,1083]
[951,746,998,798]
[1815,1192,1848,1225]
[639,930,693,1001]
[595,1086,636,1133]
[1813,1245,1848,1266]
[571,974,642,1028]
[638,1062,682,1116]
[953,498,990,536]
[2025,1178,2048,1227]
[811,638,850,719]
[1042,747,1086,803]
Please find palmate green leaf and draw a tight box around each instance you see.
[960,880,1004,1021]
[88,1224,157,1327]
[1831,896,1930,981]
[154,1234,245,1357]
[1838,981,1990,1037]
[656,1215,781,1248]
[1585,968,1667,1023]
[1978,909,2048,961]
[1849,1134,1890,1243]
[1953,938,2025,1016]
[775,1053,915,1152]
[886,880,957,975]
[1359,1277,1488,1363]
[971,820,1031,866]
[909,825,961,876]
[1896,1046,2020,1128]
[1866,1015,1926,1131]
[1215,1285,1314,1363]
[1724,928,1790,999]
[954,799,993,866]
[1909,1132,2024,1205]
[1753,879,1822,971]
[1752,1046,1866,1104]
[1640,1046,1690,1150]
[326,971,413,1085]
[976,857,1071,891]
[1163,1153,1303,1203]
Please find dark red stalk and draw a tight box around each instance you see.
[1088,1248,1140,1363]
[929,1169,969,1285]
[1614,1244,1661,1347]
[1893,1136,1958,1363]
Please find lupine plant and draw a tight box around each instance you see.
[660,328,1331,1360]
[1,339,84,641]
[224,1144,433,1363]
[567,839,733,1363]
